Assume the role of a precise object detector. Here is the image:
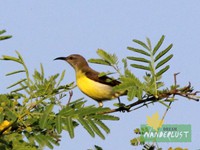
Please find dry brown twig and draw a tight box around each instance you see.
[66,90,73,106]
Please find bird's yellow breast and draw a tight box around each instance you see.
[76,71,116,101]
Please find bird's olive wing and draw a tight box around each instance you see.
[85,71,121,87]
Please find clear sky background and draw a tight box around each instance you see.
[1,1,200,150]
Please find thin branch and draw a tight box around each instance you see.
[161,72,179,120]
[174,72,180,86]
[102,75,199,114]
[66,90,73,106]
[102,96,159,114]
[151,73,181,147]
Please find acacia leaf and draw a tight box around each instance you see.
[153,35,165,55]
[155,44,173,62]
[155,54,173,69]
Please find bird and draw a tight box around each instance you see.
[54,54,126,106]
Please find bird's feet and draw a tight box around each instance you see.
[115,103,130,112]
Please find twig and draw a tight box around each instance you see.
[66,91,73,106]
[151,73,179,147]
[102,73,199,114]
[174,72,180,86]
[101,96,159,114]
[161,72,179,120]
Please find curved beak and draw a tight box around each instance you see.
[54,57,66,61]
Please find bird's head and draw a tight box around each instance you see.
[54,54,89,71]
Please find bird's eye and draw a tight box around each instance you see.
[68,56,73,60]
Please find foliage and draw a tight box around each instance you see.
[127,35,173,97]
[0,31,119,149]
[88,36,199,149]
[0,30,12,41]
[88,145,103,150]
[89,35,173,103]
[1,31,199,149]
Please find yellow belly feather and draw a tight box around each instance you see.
[76,71,116,101]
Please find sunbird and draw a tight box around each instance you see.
[54,54,126,106]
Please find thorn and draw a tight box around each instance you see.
[117,106,130,112]
[174,72,180,76]
[194,91,200,94]
[188,82,191,88]
[174,72,180,86]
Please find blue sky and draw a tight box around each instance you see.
[1,1,200,149]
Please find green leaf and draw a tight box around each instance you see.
[46,141,54,149]
[59,107,75,116]
[153,35,165,55]
[40,63,44,79]
[7,78,27,89]
[78,116,95,137]
[155,54,173,69]
[155,44,173,62]
[43,135,54,149]
[5,108,17,120]
[33,70,42,80]
[127,88,136,101]
[114,70,143,96]
[64,117,74,138]
[6,70,25,76]
[88,58,110,66]
[0,30,12,40]
[156,65,170,77]
[11,86,28,93]
[0,113,4,122]
[57,70,66,86]
[122,58,127,69]
[133,39,149,50]
[97,49,110,59]
[94,120,110,134]
[67,98,85,109]
[88,119,105,139]
[79,106,110,116]
[35,134,46,147]
[0,35,12,40]
[16,51,25,63]
[0,30,6,35]
[127,56,150,63]
[94,145,103,150]
[56,115,62,134]
[114,81,132,91]
[39,104,54,129]
[130,64,150,71]
[1,55,22,64]
[98,71,115,78]
[158,100,171,108]
[157,81,164,89]
[48,135,60,146]
[146,37,152,50]
[94,114,119,120]
[127,47,150,56]
[96,49,118,65]
[130,136,145,146]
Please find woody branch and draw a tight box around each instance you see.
[103,73,199,114]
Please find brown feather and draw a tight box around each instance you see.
[83,67,121,87]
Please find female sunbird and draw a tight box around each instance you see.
[54,54,126,106]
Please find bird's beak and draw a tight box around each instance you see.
[54,57,66,61]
